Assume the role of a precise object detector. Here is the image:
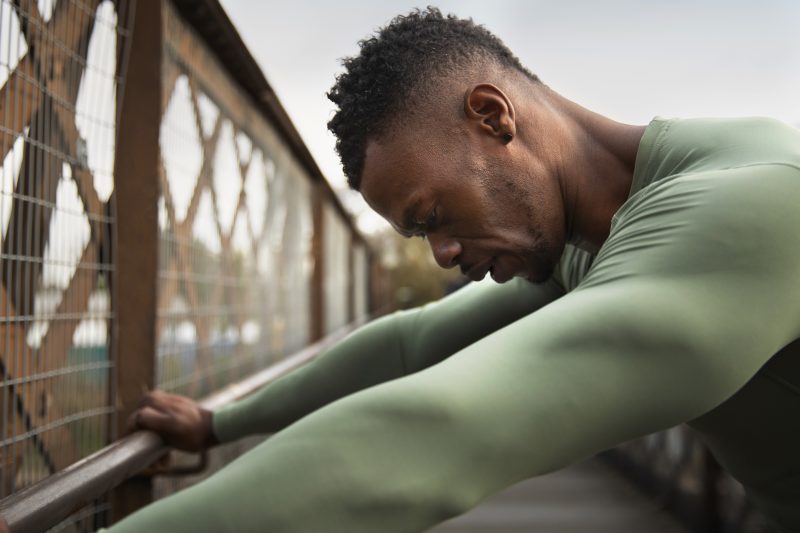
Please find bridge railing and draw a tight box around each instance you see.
[0,0,135,529]
[0,325,356,532]
[0,0,385,529]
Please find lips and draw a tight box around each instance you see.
[464,258,493,282]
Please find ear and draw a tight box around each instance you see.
[463,84,516,143]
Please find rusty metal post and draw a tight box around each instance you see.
[111,0,163,521]
[309,185,325,341]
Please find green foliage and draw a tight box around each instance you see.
[370,229,463,310]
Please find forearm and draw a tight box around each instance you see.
[214,277,562,443]
[213,313,405,442]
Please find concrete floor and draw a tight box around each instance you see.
[430,459,688,533]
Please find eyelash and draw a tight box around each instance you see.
[414,208,437,240]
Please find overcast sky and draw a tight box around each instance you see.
[219,1,800,233]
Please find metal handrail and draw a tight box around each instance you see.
[0,325,356,532]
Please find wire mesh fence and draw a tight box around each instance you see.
[323,203,350,335]
[0,0,134,529]
[0,0,375,525]
[152,0,363,499]
[155,0,329,400]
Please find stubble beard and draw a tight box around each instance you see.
[487,174,562,284]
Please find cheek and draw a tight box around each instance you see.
[528,178,565,232]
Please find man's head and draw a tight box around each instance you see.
[327,8,571,283]
[327,8,539,189]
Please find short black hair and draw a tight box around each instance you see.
[327,7,540,190]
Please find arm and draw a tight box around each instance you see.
[130,275,563,446]
[110,165,800,532]
[213,275,563,442]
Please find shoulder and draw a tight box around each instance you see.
[586,162,800,289]
[654,117,800,177]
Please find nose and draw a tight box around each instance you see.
[429,235,462,269]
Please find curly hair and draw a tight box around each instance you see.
[327,7,540,190]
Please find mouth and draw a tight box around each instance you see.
[464,258,494,282]
[489,257,516,284]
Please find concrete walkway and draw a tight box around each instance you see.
[430,459,688,533]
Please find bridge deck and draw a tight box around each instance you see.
[431,459,687,533]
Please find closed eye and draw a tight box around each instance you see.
[425,207,437,230]
[413,207,437,241]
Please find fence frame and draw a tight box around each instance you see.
[0,0,379,527]
[111,0,160,520]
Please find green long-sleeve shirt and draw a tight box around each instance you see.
[110,117,800,532]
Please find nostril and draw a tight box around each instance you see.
[448,253,460,269]
[433,239,461,269]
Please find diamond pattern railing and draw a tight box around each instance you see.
[0,0,133,529]
[0,1,376,526]
[151,0,363,501]
[155,34,313,400]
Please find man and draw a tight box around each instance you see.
[111,9,800,532]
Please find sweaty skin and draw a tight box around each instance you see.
[108,117,800,532]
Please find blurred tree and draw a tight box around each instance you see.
[367,228,464,310]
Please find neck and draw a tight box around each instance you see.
[545,90,646,253]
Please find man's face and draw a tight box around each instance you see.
[360,126,566,284]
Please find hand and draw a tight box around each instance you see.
[0,516,9,533]
[126,391,219,453]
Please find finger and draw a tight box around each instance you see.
[124,406,158,435]
[133,406,174,434]
[138,389,169,409]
